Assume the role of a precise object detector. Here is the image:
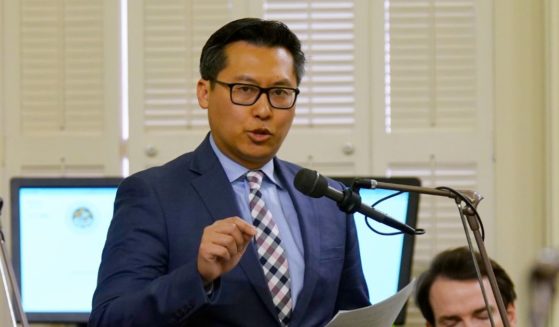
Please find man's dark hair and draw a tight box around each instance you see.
[415,246,517,325]
[199,17,306,85]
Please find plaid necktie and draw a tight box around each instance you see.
[246,170,293,326]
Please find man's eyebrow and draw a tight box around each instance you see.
[233,75,294,87]
[232,75,257,84]
[472,305,494,315]
[438,315,461,323]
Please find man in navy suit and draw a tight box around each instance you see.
[90,18,369,326]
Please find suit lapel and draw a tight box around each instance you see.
[189,136,279,320]
[275,161,320,319]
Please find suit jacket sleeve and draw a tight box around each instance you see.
[89,173,213,327]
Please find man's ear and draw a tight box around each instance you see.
[506,303,517,326]
[425,322,433,327]
[197,79,210,109]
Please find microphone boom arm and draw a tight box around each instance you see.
[356,179,484,210]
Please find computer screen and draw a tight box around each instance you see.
[333,176,420,325]
[10,177,122,323]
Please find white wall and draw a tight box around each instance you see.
[493,0,551,326]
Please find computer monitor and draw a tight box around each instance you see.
[332,176,420,325]
[10,177,122,324]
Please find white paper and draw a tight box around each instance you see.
[325,279,416,327]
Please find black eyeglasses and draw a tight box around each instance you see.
[213,80,299,110]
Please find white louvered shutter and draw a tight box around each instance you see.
[3,0,121,177]
[372,1,495,325]
[264,0,370,174]
[127,0,234,173]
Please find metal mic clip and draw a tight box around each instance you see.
[457,190,484,215]
[351,179,377,192]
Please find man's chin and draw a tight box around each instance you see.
[239,151,278,168]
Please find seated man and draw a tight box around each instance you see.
[415,246,517,326]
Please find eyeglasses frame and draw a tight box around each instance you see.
[212,79,300,110]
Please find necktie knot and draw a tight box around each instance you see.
[246,170,264,191]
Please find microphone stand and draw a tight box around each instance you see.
[0,198,29,327]
[359,180,511,327]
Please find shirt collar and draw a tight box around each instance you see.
[209,133,280,187]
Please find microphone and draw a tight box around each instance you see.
[294,168,420,235]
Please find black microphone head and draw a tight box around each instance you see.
[294,168,329,198]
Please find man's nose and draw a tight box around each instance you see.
[252,92,273,117]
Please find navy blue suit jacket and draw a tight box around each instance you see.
[90,136,369,326]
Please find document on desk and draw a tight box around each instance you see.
[325,279,416,327]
